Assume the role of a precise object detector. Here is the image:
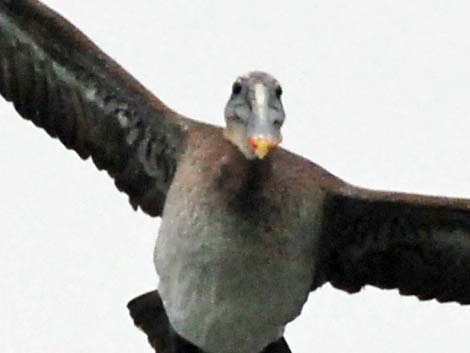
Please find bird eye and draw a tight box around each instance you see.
[275,85,283,98]
[232,81,242,95]
[273,119,283,128]
[231,115,243,123]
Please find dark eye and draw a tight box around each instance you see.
[232,81,242,95]
[273,119,283,128]
[275,85,283,98]
[230,115,243,123]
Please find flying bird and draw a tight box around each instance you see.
[1,1,470,353]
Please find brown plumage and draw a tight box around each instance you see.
[2,1,470,353]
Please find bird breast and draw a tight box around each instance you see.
[154,155,324,353]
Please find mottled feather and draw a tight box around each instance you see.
[315,186,470,304]
[0,0,198,216]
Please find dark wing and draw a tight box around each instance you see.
[0,0,199,216]
[315,185,470,304]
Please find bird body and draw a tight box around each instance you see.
[155,129,327,353]
[2,1,470,353]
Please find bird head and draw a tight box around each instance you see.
[223,71,285,160]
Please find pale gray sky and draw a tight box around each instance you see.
[1,1,470,352]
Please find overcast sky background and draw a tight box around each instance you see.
[1,0,470,352]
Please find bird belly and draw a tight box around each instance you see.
[154,199,318,353]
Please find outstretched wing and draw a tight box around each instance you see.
[0,0,198,216]
[315,185,470,304]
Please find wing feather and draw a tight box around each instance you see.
[316,185,470,304]
[0,0,198,216]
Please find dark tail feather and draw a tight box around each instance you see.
[127,290,201,353]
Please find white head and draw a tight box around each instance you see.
[223,71,285,160]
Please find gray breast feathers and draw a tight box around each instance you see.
[154,149,326,353]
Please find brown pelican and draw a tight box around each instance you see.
[1,1,470,353]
